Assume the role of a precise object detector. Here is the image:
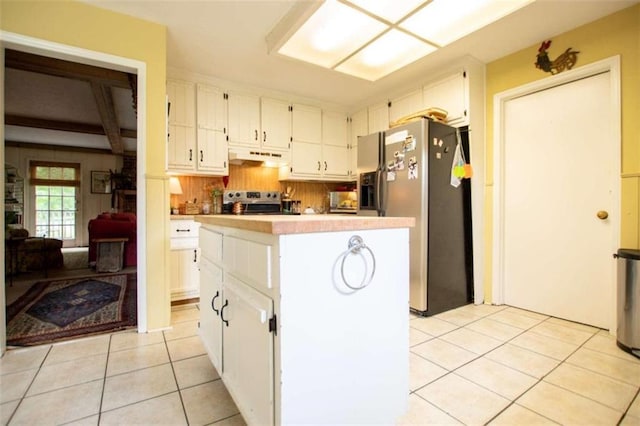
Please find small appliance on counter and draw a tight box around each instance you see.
[329,191,358,214]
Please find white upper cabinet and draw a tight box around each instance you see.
[227,92,261,148]
[368,102,389,134]
[389,89,423,125]
[167,79,196,170]
[166,80,228,175]
[282,108,350,181]
[261,98,291,151]
[322,110,348,147]
[423,71,468,126]
[196,84,228,175]
[291,103,321,145]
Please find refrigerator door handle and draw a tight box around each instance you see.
[376,167,384,216]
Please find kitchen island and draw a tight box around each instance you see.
[196,214,414,426]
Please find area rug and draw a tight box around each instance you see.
[6,273,137,346]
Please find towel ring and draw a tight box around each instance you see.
[339,235,376,291]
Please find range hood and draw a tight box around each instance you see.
[228,147,290,167]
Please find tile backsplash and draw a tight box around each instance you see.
[170,164,354,214]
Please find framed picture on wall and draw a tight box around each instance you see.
[91,171,111,194]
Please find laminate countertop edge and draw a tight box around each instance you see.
[195,215,415,235]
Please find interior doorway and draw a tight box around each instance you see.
[1,33,148,352]
[492,58,621,330]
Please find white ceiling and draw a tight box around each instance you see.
[84,0,637,110]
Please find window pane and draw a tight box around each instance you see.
[50,197,63,211]
[35,225,48,237]
[36,210,49,223]
[35,166,49,179]
[50,211,62,225]
[62,197,75,210]
[50,167,63,180]
[35,186,49,196]
[63,211,75,225]
[62,187,75,196]
[49,187,62,196]
[63,168,76,180]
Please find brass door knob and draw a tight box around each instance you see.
[596,210,609,220]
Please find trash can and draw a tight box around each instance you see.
[614,248,640,358]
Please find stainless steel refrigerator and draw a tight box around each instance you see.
[357,118,472,315]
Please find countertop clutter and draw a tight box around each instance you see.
[195,214,415,235]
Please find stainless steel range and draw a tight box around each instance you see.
[222,190,282,214]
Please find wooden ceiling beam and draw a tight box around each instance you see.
[5,114,137,139]
[90,82,124,154]
[5,140,136,156]
[5,49,131,88]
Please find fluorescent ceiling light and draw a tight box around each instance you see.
[335,29,436,81]
[267,0,534,81]
[401,0,534,46]
[277,0,386,69]
[344,0,426,23]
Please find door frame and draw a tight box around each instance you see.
[492,56,621,330]
[0,31,149,353]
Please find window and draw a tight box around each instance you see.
[30,161,80,241]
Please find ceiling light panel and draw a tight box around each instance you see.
[344,0,427,23]
[401,0,534,46]
[335,29,437,81]
[277,0,387,68]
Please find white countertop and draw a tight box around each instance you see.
[195,214,415,235]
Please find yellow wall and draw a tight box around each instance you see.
[484,5,640,301]
[1,1,170,329]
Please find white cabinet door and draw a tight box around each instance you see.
[289,141,322,178]
[170,248,200,300]
[322,110,348,147]
[222,275,274,426]
[261,98,291,151]
[368,102,389,133]
[292,104,321,145]
[167,79,195,127]
[322,144,350,179]
[349,109,368,179]
[197,84,227,132]
[228,92,261,148]
[167,80,196,170]
[423,71,468,125]
[389,89,423,124]
[196,84,228,174]
[197,128,228,174]
[167,124,196,170]
[199,258,223,372]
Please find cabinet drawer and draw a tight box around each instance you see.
[170,237,198,250]
[171,220,200,238]
[224,236,273,290]
[200,227,223,263]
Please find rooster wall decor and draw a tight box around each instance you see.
[535,40,579,74]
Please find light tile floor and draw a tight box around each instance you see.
[1,303,639,425]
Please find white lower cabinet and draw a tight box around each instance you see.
[222,274,274,426]
[199,257,222,370]
[170,219,200,301]
[198,223,409,426]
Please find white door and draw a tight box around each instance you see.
[496,66,619,329]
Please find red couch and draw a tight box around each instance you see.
[88,212,137,267]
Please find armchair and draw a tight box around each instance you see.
[88,212,137,267]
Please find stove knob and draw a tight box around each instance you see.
[227,193,233,198]
[235,192,241,197]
